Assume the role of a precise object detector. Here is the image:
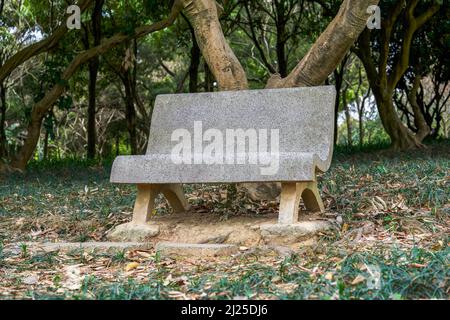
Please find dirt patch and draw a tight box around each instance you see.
[138,211,331,247]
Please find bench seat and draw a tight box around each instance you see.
[111,152,328,184]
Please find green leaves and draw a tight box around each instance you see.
[56,95,73,110]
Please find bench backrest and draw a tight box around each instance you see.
[146,86,335,172]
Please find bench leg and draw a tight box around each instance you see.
[161,184,191,213]
[132,184,190,224]
[299,181,325,213]
[278,181,325,224]
[132,184,162,224]
[278,182,302,224]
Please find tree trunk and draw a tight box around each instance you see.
[43,129,49,160]
[204,61,214,92]
[332,55,348,145]
[86,0,104,159]
[0,0,4,16]
[333,70,342,145]
[358,108,364,148]
[11,109,45,170]
[343,93,353,147]
[374,90,422,150]
[123,71,137,155]
[270,0,380,88]
[189,26,200,93]
[275,5,288,78]
[408,74,430,141]
[0,81,7,158]
[87,60,98,159]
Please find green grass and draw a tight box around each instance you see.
[0,140,448,300]
[13,246,448,300]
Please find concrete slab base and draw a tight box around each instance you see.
[4,242,152,255]
[259,221,332,245]
[155,242,238,258]
[107,222,159,242]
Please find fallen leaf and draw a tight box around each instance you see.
[409,263,426,268]
[351,275,366,285]
[342,223,349,232]
[125,262,139,272]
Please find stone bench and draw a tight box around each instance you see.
[109,86,335,240]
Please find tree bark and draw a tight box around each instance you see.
[375,90,422,150]
[203,61,214,92]
[184,0,379,106]
[332,54,349,145]
[343,92,353,147]
[188,25,200,93]
[333,69,342,145]
[274,0,288,77]
[43,129,49,160]
[86,0,104,159]
[408,74,430,141]
[122,69,137,155]
[358,108,364,147]
[358,89,370,148]
[356,28,422,150]
[87,60,98,159]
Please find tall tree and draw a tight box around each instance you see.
[354,0,441,150]
[394,3,450,140]
[82,0,105,159]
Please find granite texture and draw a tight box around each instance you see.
[107,222,160,242]
[110,86,335,184]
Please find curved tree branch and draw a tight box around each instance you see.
[0,0,94,83]
[268,0,379,88]
[387,1,440,90]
